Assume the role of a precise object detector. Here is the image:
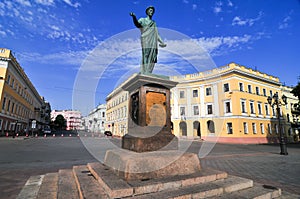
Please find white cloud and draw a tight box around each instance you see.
[0,30,6,37]
[15,0,32,7]
[227,0,233,7]
[183,0,189,4]
[35,0,54,6]
[213,6,222,14]
[192,4,197,10]
[278,16,291,29]
[62,0,81,8]
[232,12,263,26]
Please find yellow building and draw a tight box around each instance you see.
[170,62,293,143]
[105,83,129,137]
[0,48,48,136]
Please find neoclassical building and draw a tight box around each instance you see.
[170,62,293,143]
[105,62,295,143]
[0,48,49,135]
[82,104,106,133]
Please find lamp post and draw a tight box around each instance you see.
[267,93,288,155]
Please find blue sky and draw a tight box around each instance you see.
[1,0,299,116]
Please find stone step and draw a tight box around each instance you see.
[36,173,58,199]
[17,175,44,199]
[87,162,228,198]
[87,162,134,198]
[57,169,80,199]
[73,165,110,199]
[121,175,253,199]
[207,183,281,199]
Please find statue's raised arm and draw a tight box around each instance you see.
[130,6,166,75]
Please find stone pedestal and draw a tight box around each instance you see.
[121,74,178,152]
[104,149,201,181]
[104,73,201,182]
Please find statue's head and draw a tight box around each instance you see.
[146,6,155,16]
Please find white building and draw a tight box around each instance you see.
[51,110,82,130]
[83,104,106,134]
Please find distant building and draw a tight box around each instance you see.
[51,110,81,130]
[281,85,299,142]
[105,82,129,137]
[82,104,106,133]
[0,48,50,136]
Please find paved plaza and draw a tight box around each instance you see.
[0,136,299,198]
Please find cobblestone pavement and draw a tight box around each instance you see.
[198,142,300,195]
[0,136,299,198]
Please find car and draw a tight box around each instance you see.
[104,131,112,136]
[43,128,52,134]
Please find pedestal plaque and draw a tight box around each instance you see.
[121,74,178,152]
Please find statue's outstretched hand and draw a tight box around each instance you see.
[159,43,167,48]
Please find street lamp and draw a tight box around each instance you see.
[267,93,288,155]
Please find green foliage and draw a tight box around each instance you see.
[54,114,67,130]
[291,78,300,100]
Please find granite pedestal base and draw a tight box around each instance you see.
[122,130,178,152]
[104,149,201,181]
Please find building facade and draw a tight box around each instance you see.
[0,48,49,136]
[170,62,293,143]
[82,104,106,133]
[105,82,129,137]
[104,63,295,143]
[281,85,299,142]
[51,110,82,130]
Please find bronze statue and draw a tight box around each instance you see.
[130,6,167,74]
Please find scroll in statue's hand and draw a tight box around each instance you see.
[159,43,167,48]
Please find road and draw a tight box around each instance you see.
[0,135,299,199]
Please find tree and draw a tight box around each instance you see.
[291,77,300,100]
[54,114,67,130]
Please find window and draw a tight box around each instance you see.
[193,105,199,115]
[239,82,244,91]
[180,91,185,98]
[2,97,6,110]
[243,122,248,134]
[268,123,272,134]
[250,101,255,114]
[207,104,213,115]
[265,104,269,115]
[252,123,257,134]
[260,123,264,134]
[263,88,266,96]
[227,123,233,134]
[257,103,262,115]
[206,87,212,96]
[180,107,185,116]
[287,113,290,122]
[7,100,11,112]
[248,85,252,93]
[241,100,246,113]
[223,83,229,92]
[102,112,105,118]
[225,101,231,113]
[270,90,273,97]
[275,124,278,134]
[193,89,198,98]
[6,75,10,84]
[11,79,14,87]
[256,87,259,95]
[272,107,275,117]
